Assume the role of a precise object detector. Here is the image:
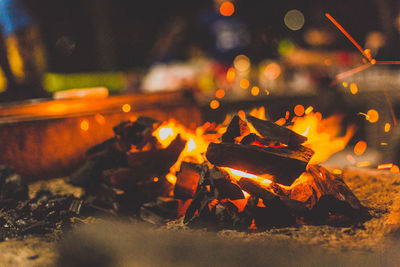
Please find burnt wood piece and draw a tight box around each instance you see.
[240,133,280,147]
[125,135,186,185]
[209,167,244,200]
[222,115,250,143]
[237,178,277,202]
[174,162,202,199]
[253,198,295,229]
[246,115,307,146]
[290,164,363,211]
[0,165,28,204]
[206,142,314,186]
[140,197,179,225]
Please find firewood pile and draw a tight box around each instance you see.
[0,113,371,240]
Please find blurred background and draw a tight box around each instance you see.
[1,0,400,168]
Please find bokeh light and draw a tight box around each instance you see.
[210,100,220,109]
[385,123,391,132]
[220,1,235,17]
[264,63,281,80]
[350,83,358,94]
[251,86,260,96]
[284,9,305,31]
[294,105,305,116]
[234,55,250,72]
[215,89,225,99]
[226,67,236,82]
[354,141,367,155]
[240,79,250,89]
[367,109,379,123]
[80,120,89,131]
[122,104,131,112]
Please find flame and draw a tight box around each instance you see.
[290,112,355,164]
[151,107,354,189]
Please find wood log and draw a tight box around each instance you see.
[237,178,277,201]
[290,164,363,211]
[174,162,201,199]
[246,115,306,146]
[206,142,314,185]
[222,115,250,143]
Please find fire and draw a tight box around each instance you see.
[153,107,354,188]
[290,112,355,164]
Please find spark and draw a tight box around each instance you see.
[325,13,372,62]
[357,161,371,168]
[330,63,373,86]
[383,90,397,126]
[378,163,394,170]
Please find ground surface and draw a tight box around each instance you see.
[1,167,400,266]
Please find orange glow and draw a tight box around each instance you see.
[158,127,174,141]
[381,142,388,146]
[378,163,394,170]
[391,165,400,173]
[238,110,246,121]
[294,105,305,117]
[210,100,220,109]
[47,103,68,113]
[332,169,343,175]
[285,111,290,120]
[304,106,313,115]
[220,1,235,17]
[251,86,260,96]
[216,89,225,99]
[94,113,106,125]
[357,161,370,168]
[354,141,367,156]
[226,67,236,82]
[224,167,273,185]
[166,174,177,185]
[122,104,131,113]
[153,177,159,182]
[264,63,281,80]
[240,79,250,89]
[80,120,89,131]
[367,109,379,123]
[275,118,286,126]
[342,82,348,88]
[265,89,270,95]
[350,83,358,94]
[249,106,267,120]
[291,112,355,164]
[385,123,391,132]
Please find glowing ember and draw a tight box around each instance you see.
[385,123,391,132]
[294,105,305,117]
[304,106,313,115]
[354,141,367,156]
[378,163,394,170]
[367,109,379,123]
[187,138,196,152]
[350,83,358,94]
[357,161,370,168]
[158,127,174,141]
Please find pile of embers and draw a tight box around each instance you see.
[69,114,369,230]
[0,114,371,239]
